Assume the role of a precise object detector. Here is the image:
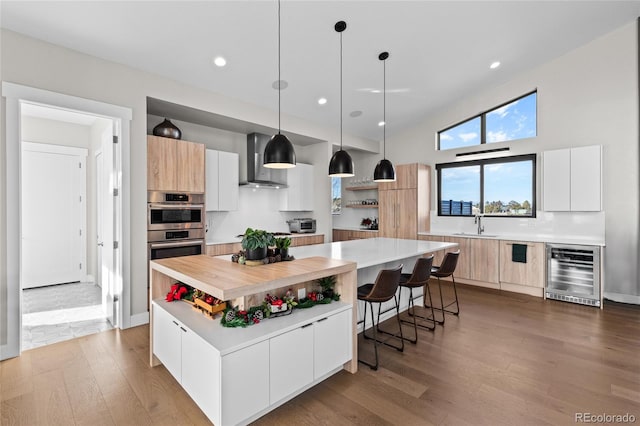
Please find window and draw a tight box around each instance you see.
[438,91,537,150]
[437,154,536,217]
[331,177,341,214]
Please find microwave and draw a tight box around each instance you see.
[147,191,204,231]
[287,218,316,233]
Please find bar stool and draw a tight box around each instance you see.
[398,255,436,343]
[428,250,461,324]
[357,264,404,371]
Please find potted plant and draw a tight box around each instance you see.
[274,236,291,259]
[241,228,274,260]
[316,275,337,299]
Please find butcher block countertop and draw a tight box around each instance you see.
[150,255,356,301]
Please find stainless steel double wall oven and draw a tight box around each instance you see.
[147,191,205,261]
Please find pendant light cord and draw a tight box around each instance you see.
[278,0,282,134]
[383,57,386,159]
[340,30,343,150]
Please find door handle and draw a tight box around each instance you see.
[97,242,104,247]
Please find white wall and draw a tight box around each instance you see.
[0,28,376,334]
[379,22,639,302]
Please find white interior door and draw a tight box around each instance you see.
[95,150,104,291]
[21,143,87,289]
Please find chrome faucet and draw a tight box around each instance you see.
[474,214,485,235]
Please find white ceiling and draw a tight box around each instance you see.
[2,1,639,142]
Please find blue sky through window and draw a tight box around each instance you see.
[441,166,480,206]
[486,92,537,143]
[484,161,532,203]
[439,117,481,150]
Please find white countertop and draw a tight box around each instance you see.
[207,232,323,246]
[419,231,605,247]
[284,237,457,269]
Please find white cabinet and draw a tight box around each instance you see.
[152,304,182,381]
[269,324,314,404]
[281,163,314,211]
[206,149,239,211]
[153,301,352,426]
[314,309,351,379]
[543,145,601,212]
[221,342,269,426]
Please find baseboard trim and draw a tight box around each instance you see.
[604,292,640,305]
[130,312,150,327]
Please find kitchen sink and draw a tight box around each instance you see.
[452,232,498,238]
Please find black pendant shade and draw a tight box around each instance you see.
[328,149,354,177]
[328,20,354,178]
[265,0,296,169]
[373,158,395,182]
[264,133,296,169]
[374,51,396,183]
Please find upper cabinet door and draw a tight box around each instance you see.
[280,163,314,211]
[378,163,417,191]
[543,149,571,211]
[543,146,601,212]
[176,140,205,193]
[148,136,177,191]
[218,151,239,211]
[205,149,220,211]
[570,145,601,211]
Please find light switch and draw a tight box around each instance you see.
[297,288,306,300]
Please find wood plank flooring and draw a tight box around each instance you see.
[2,284,639,425]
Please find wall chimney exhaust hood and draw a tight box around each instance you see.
[241,133,288,188]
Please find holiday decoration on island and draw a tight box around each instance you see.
[165,283,226,318]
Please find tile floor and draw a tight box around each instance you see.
[22,282,113,350]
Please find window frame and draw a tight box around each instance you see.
[437,90,537,150]
[436,153,537,218]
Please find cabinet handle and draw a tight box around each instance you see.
[317,317,328,323]
[301,323,313,329]
[504,243,536,247]
[180,327,187,332]
[172,320,179,326]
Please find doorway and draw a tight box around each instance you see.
[2,81,132,360]
[20,106,115,350]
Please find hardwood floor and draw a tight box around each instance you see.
[2,284,639,425]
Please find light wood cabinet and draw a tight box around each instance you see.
[206,149,239,211]
[378,164,430,239]
[499,240,545,291]
[148,135,205,193]
[468,238,500,284]
[332,229,378,242]
[205,235,324,256]
[290,234,324,246]
[543,145,601,212]
[417,235,446,266]
[442,236,471,279]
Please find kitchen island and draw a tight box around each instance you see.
[150,238,456,425]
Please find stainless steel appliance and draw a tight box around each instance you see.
[147,191,205,262]
[546,243,601,307]
[147,191,204,231]
[287,218,316,233]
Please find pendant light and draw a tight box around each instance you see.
[373,51,396,182]
[264,0,296,169]
[328,20,354,177]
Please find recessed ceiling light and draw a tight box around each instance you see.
[378,121,385,127]
[272,80,288,90]
[350,110,363,118]
[317,97,327,105]
[213,56,227,67]
[371,89,381,94]
[490,61,501,69]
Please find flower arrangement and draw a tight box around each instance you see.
[166,283,193,302]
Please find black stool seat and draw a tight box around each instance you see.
[357,265,404,371]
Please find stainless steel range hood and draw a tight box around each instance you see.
[241,133,287,188]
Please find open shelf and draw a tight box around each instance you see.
[346,205,378,209]
[344,185,377,191]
